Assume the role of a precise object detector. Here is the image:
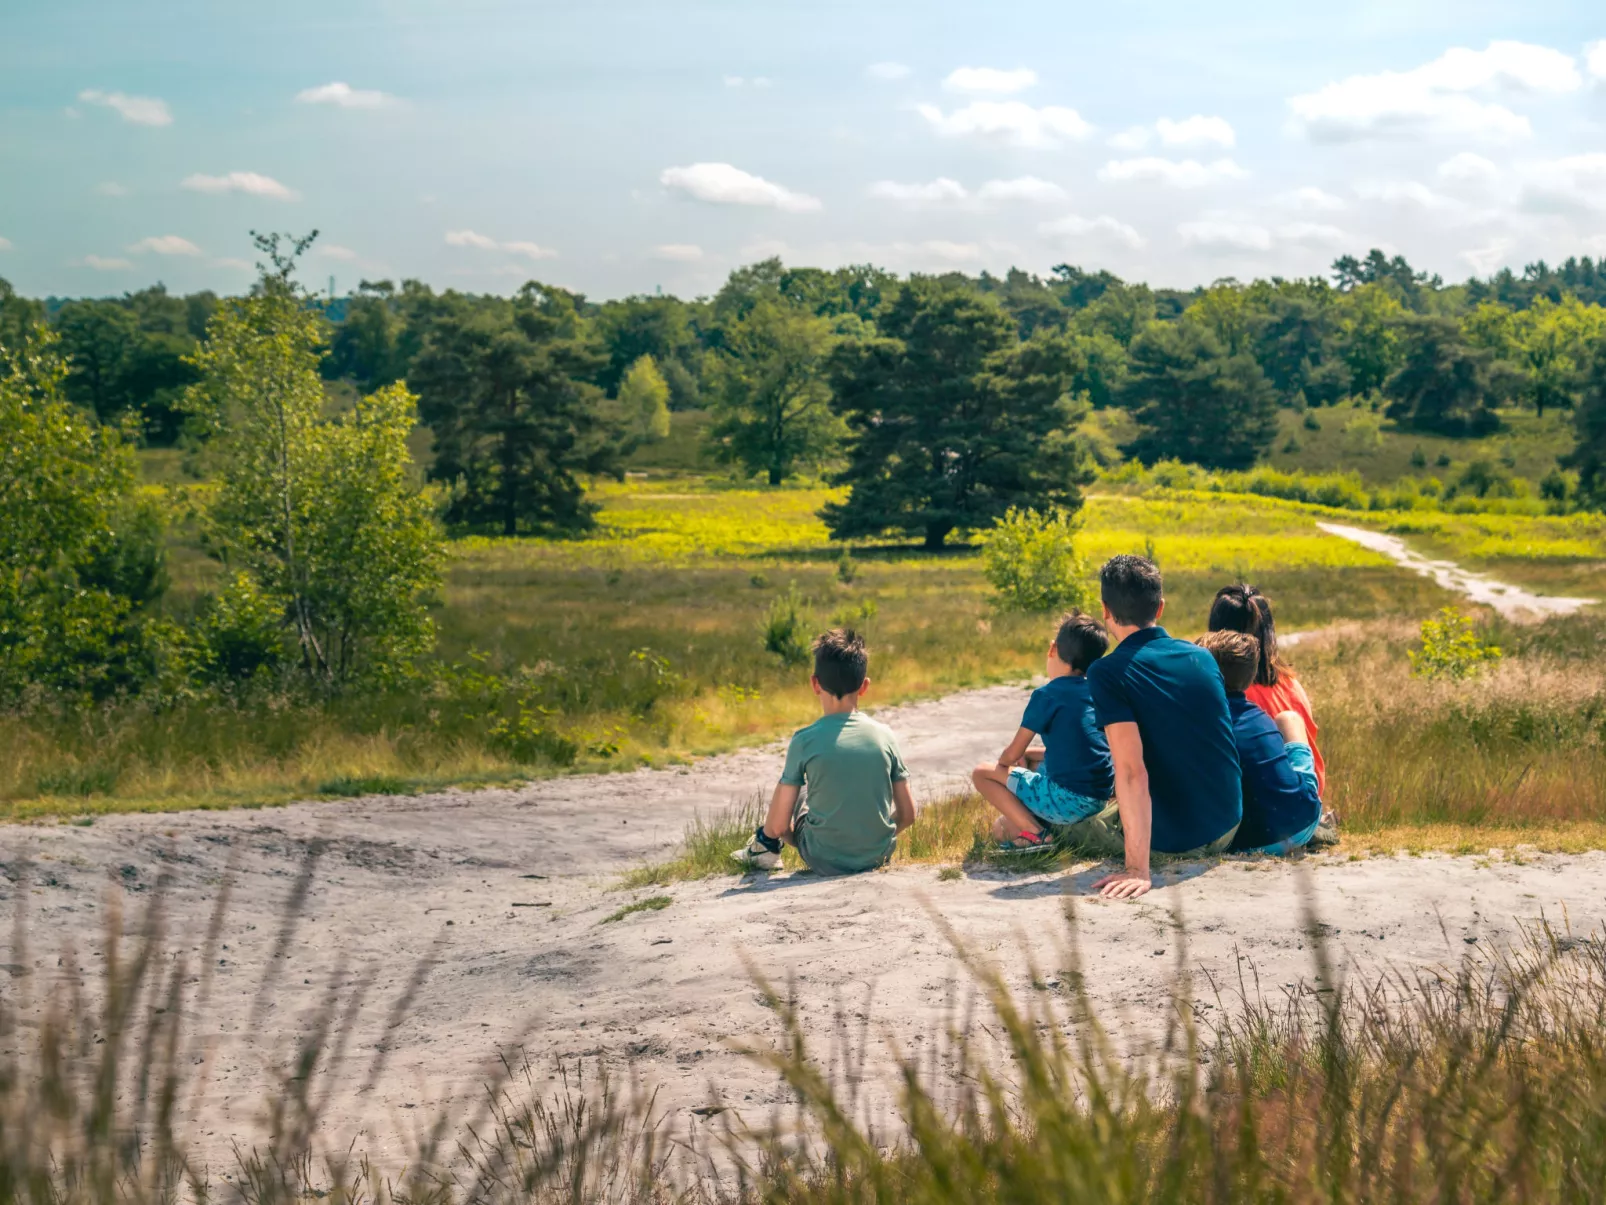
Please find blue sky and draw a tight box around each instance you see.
[2,0,1604,300]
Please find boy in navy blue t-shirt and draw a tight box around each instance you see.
[1196,631,1323,854]
[972,613,1114,850]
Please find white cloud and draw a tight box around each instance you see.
[722,75,743,87]
[1437,152,1500,188]
[445,229,499,249]
[652,244,704,262]
[722,75,772,88]
[212,257,253,271]
[0,237,11,251]
[942,66,1037,94]
[128,235,201,256]
[1287,40,1580,143]
[660,162,822,212]
[96,181,129,197]
[1276,221,1348,245]
[865,61,912,81]
[1354,180,1463,211]
[1156,115,1236,148]
[502,240,558,260]
[1098,157,1248,187]
[1278,186,1346,211]
[916,101,1091,148]
[1461,239,1514,274]
[318,244,358,261]
[741,238,792,260]
[1179,220,1273,251]
[1108,126,1151,151]
[976,176,1066,203]
[889,239,982,263]
[868,177,968,203]
[82,254,133,270]
[182,171,299,200]
[1039,213,1145,249]
[78,89,171,126]
[1520,152,1606,213]
[295,82,398,109]
[1589,40,1606,83]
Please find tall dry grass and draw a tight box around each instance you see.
[6,870,1606,1203]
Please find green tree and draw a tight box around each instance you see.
[0,277,44,349]
[185,231,443,684]
[1385,316,1499,436]
[0,327,162,700]
[593,294,703,407]
[409,283,620,534]
[707,295,843,485]
[617,354,671,442]
[1335,283,1406,395]
[1120,319,1279,469]
[1253,287,1350,406]
[1569,341,1606,510]
[1509,296,1606,417]
[326,280,410,391]
[824,278,1093,550]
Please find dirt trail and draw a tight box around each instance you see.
[1,528,1601,1165]
[1317,521,1597,619]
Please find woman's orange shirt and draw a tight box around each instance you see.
[1244,672,1326,798]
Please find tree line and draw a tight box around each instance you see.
[5,245,1606,548]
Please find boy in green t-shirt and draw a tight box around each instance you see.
[732,629,918,874]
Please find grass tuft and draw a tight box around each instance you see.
[599,894,673,924]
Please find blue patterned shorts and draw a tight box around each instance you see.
[1006,768,1110,827]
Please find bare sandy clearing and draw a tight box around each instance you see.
[4,679,1605,1166]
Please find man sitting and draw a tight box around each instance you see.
[1196,630,1324,855]
[1081,555,1242,900]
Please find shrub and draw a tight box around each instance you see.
[761,584,812,666]
[190,571,286,685]
[487,702,579,765]
[1303,411,1322,431]
[1408,607,1502,680]
[835,548,859,584]
[979,507,1091,614]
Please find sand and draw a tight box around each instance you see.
[4,680,1606,1166]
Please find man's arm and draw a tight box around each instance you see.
[891,779,917,835]
[994,727,1036,771]
[1092,721,1152,900]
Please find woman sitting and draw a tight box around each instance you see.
[1206,584,1326,800]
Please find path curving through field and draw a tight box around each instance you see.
[1316,521,1596,620]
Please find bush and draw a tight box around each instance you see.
[980,507,1091,614]
[1408,607,1502,680]
[835,548,859,584]
[190,571,286,685]
[761,584,812,666]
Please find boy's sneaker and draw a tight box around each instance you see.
[1306,812,1340,849]
[731,826,783,871]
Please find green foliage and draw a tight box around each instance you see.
[1385,316,1500,436]
[761,584,812,666]
[0,326,164,702]
[835,548,858,584]
[1122,318,1280,469]
[409,284,622,534]
[825,278,1095,549]
[487,701,580,765]
[188,570,286,684]
[707,289,845,485]
[1334,282,1406,394]
[599,894,672,923]
[184,243,444,685]
[1408,607,1502,680]
[1569,340,1606,509]
[980,507,1091,613]
[616,353,671,442]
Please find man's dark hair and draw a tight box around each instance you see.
[1207,583,1285,687]
[1196,630,1259,694]
[1055,611,1108,673]
[813,628,868,697]
[1099,555,1164,626]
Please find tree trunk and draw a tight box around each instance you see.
[923,522,951,551]
[768,464,783,486]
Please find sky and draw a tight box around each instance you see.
[2,0,1604,301]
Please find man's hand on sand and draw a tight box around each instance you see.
[1092,869,1152,900]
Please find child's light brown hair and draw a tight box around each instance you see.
[1196,630,1260,694]
[813,628,868,697]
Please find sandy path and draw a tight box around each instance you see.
[1,527,1602,1167]
[1317,521,1597,618]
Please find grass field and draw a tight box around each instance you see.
[4,470,1600,830]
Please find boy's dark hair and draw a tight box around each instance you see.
[813,628,868,697]
[1196,630,1259,694]
[1099,555,1164,626]
[1207,583,1285,687]
[1055,611,1108,673]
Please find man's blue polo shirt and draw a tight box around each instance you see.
[1086,626,1242,853]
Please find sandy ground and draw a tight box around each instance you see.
[4,680,1606,1170]
[0,531,1600,1169]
